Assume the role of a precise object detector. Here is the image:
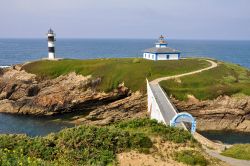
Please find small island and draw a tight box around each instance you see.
[0,56,250,165]
[1,0,250,165]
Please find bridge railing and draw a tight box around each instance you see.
[146,79,168,125]
[147,79,189,131]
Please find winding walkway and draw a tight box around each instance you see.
[205,147,250,166]
[149,59,250,166]
[150,59,218,84]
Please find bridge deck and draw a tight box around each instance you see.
[149,83,178,125]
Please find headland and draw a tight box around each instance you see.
[0,57,250,165]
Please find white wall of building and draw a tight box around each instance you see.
[48,52,55,59]
[143,53,156,60]
[169,54,179,60]
[48,42,54,47]
[157,54,179,60]
[157,54,167,60]
[143,53,180,61]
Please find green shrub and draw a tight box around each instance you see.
[174,150,208,166]
[130,133,152,147]
[0,148,45,166]
[0,119,199,165]
[115,118,195,143]
[0,125,153,166]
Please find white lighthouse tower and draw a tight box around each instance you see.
[47,28,56,60]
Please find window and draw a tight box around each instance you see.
[48,36,54,41]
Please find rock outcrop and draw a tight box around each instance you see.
[2,65,250,132]
[0,66,147,123]
[74,91,147,125]
[171,96,250,132]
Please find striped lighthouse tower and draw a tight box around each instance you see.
[47,28,56,60]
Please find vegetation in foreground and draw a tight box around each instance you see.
[22,58,210,92]
[0,118,200,166]
[221,144,250,160]
[174,150,208,166]
[160,62,250,101]
[114,118,195,144]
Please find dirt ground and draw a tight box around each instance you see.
[117,137,228,166]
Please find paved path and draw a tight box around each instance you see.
[205,147,250,166]
[150,59,218,84]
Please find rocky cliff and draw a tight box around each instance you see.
[0,66,147,124]
[1,66,250,132]
[171,95,250,132]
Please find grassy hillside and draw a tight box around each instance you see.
[0,119,202,166]
[221,144,250,160]
[160,62,250,101]
[22,58,210,92]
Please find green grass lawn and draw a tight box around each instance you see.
[221,144,250,160]
[22,58,210,92]
[160,62,250,101]
[0,118,196,165]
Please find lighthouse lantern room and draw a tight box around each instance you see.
[47,28,56,60]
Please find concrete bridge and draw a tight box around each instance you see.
[147,79,196,132]
[147,59,250,166]
[147,59,218,133]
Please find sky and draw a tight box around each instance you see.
[0,0,249,40]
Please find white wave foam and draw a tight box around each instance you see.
[0,65,10,68]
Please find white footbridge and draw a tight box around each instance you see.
[147,60,218,133]
[147,80,196,133]
[146,60,250,166]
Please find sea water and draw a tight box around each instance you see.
[0,39,249,69]
[0,39,250,137]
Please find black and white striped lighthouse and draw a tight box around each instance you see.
[47,28,56,60]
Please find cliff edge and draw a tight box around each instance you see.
[0,66,146,124]
[172,95,250,132]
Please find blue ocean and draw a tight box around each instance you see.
[0,39,250,69]
[0,39,250,139]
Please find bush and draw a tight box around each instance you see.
[0,125,153,166]
[0,148,45,166]
[129,133,152,153]
[174,150,208,166]
[0,119,199,165]
[115,118,195,143]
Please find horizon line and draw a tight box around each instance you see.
[0,37,249,41]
